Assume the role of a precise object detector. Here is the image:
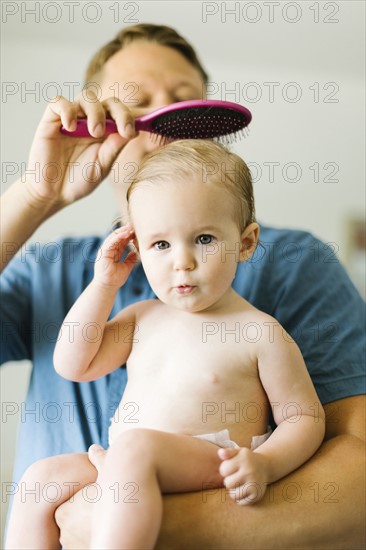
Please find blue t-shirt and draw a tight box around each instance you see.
[1,225,365,486]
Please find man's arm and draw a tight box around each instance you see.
[1,95,133,272]
[156,395,365,550]
[56,395,365,549]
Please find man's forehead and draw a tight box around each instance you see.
[99,42,204,89]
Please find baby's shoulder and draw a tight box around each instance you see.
[244,307,282,328]
[235,296,281,326]
[131,299,165,318]
[237,302,288,345]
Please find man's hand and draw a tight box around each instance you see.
[54,445,106,550]
[0,93,138,271]
[55,396,366,550]
[25,91,136,214]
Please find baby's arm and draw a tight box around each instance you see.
[53,225,139,382]
[219,318,325,504]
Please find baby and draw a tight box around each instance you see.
[6,139,325,550]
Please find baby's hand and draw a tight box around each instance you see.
[218,447,269,505]
[94,224,139,288]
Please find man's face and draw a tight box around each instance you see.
[98,41,205,217]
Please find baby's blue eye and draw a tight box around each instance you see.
[197,234,214,245]
[154,241,170,250]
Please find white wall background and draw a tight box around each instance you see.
[1,0,365,541]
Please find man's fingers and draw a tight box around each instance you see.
[38,94,138,141]
[102,97,137,139]
[38,96,79,136]
[75,90,109,138]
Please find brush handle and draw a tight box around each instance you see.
[59,115,160,137]
[60,118,116,137]
[60,100,252,138]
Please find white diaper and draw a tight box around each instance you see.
[108,425,272,449]
[194,427,272,450]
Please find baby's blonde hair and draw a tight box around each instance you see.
[127,140,255,231]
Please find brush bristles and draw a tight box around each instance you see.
[151,127,250,147]
[151,107,250,141]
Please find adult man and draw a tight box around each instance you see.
[1,24,365,548]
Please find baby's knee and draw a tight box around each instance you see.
[20,456,58,486]
[14,457,63,509]
[109,428,160,461]
[21,455,71,498]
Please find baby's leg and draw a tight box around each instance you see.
[6,452,96,550]
[91,429,223,550]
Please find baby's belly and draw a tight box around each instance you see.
[108,383,269,448]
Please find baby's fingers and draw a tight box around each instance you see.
[125,247,139,263]
[123,249,140,276]
[100,225,134,257]
[218,447,239,461]
[218,448,241,478]
[223,471,266,506]
[232,482,265,506]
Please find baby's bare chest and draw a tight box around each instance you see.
[127,314,261,394]
[111,307,270,441]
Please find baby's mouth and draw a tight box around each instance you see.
[175,285,196,295]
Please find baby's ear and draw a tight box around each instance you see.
[239,223,260,262]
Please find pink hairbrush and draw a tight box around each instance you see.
[60,99,252,142]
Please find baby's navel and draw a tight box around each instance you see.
[209,374,220,385]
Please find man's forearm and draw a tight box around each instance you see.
[157,434,365,549]
[1,179,57,271]
[56,434,365,549]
